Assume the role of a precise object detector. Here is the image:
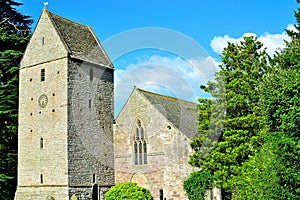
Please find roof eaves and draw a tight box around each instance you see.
[68,55,114,70]
[87,26,114,70]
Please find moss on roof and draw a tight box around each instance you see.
[137,88,198,139]
[47,11,113,68]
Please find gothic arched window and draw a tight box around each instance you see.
[133,120,147,165]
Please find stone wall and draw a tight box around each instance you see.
[16,11,70,197]
[67,59,115,198]
[115,89,195,200]
[16,7,70,196]
[15,186,69,200]
[16,8,115,200]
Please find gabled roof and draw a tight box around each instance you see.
[137,88,198,139]
[46,9,113,69]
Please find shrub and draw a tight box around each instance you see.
[183,170,213,200]
[105,182,153,200]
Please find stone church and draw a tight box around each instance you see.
[114,88,197,200]
[15,8,199,200]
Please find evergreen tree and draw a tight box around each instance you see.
[234,2,300,199]
[0,1,31,199]
[0,0,32,35]
[189,36,269,198]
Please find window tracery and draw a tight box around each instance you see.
[133,120,147,165]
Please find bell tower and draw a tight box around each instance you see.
[15,8,114,200]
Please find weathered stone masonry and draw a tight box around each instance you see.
[67,59,114,198]
[15,8,114,200]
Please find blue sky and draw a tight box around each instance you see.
[18,1,299,115]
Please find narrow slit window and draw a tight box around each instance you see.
[40,174,43,184]
[41,69,45,82]
[92,184,98,200]
[93,173,96,183]
[42,37,45,45]
[90,68,93,81]
[40,138,43,148]
[89,99,92,108]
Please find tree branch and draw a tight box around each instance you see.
[0,18,10,25]
[0,18,30,36]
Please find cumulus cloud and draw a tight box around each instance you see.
[114,55,219,116]
[210,24,294,56]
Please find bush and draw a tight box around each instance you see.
[183,170,213,200]
[105,182,153,200]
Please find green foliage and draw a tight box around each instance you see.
[0,0,32,35]
[233,3,300,199]
[183,170,213,200]
[232,132,281,200]
[189,36,269,196]
[0,1,31,199]
[238,67,300,199]
[104,182,153,200]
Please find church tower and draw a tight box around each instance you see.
[15,8,114,200]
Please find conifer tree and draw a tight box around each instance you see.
[233,2,300,199]
[189,36,269,198]
[0,1,32,199]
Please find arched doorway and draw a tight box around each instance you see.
[92,183,98,200]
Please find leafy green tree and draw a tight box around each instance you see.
[183,170,213,200]
[234,68,300,199]
[105,182,153,200]
[0,1,31,199]
[189,36,269,198]
[233,2,300,199]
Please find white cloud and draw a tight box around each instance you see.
[210,24,293,56]
[114,55,219,116]
[287,24,297,32]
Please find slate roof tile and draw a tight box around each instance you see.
[137,88,198,139]
[47,10,113,68]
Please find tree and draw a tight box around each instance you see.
[183,170,213,200]
[189,36,270,198]
[104,182,153,200]
[233,2,300,199]
[0,1,32,199]
[0,0,32,35]
[234,68,300,199]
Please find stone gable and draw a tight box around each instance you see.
[115,88,197,200]
[20,8,68,68]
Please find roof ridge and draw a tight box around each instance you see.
[48,11,88,28]
[44,10,112,67]
[136,88,196,106]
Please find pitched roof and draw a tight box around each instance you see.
[46,9,113,68]
[137,88,198,139]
